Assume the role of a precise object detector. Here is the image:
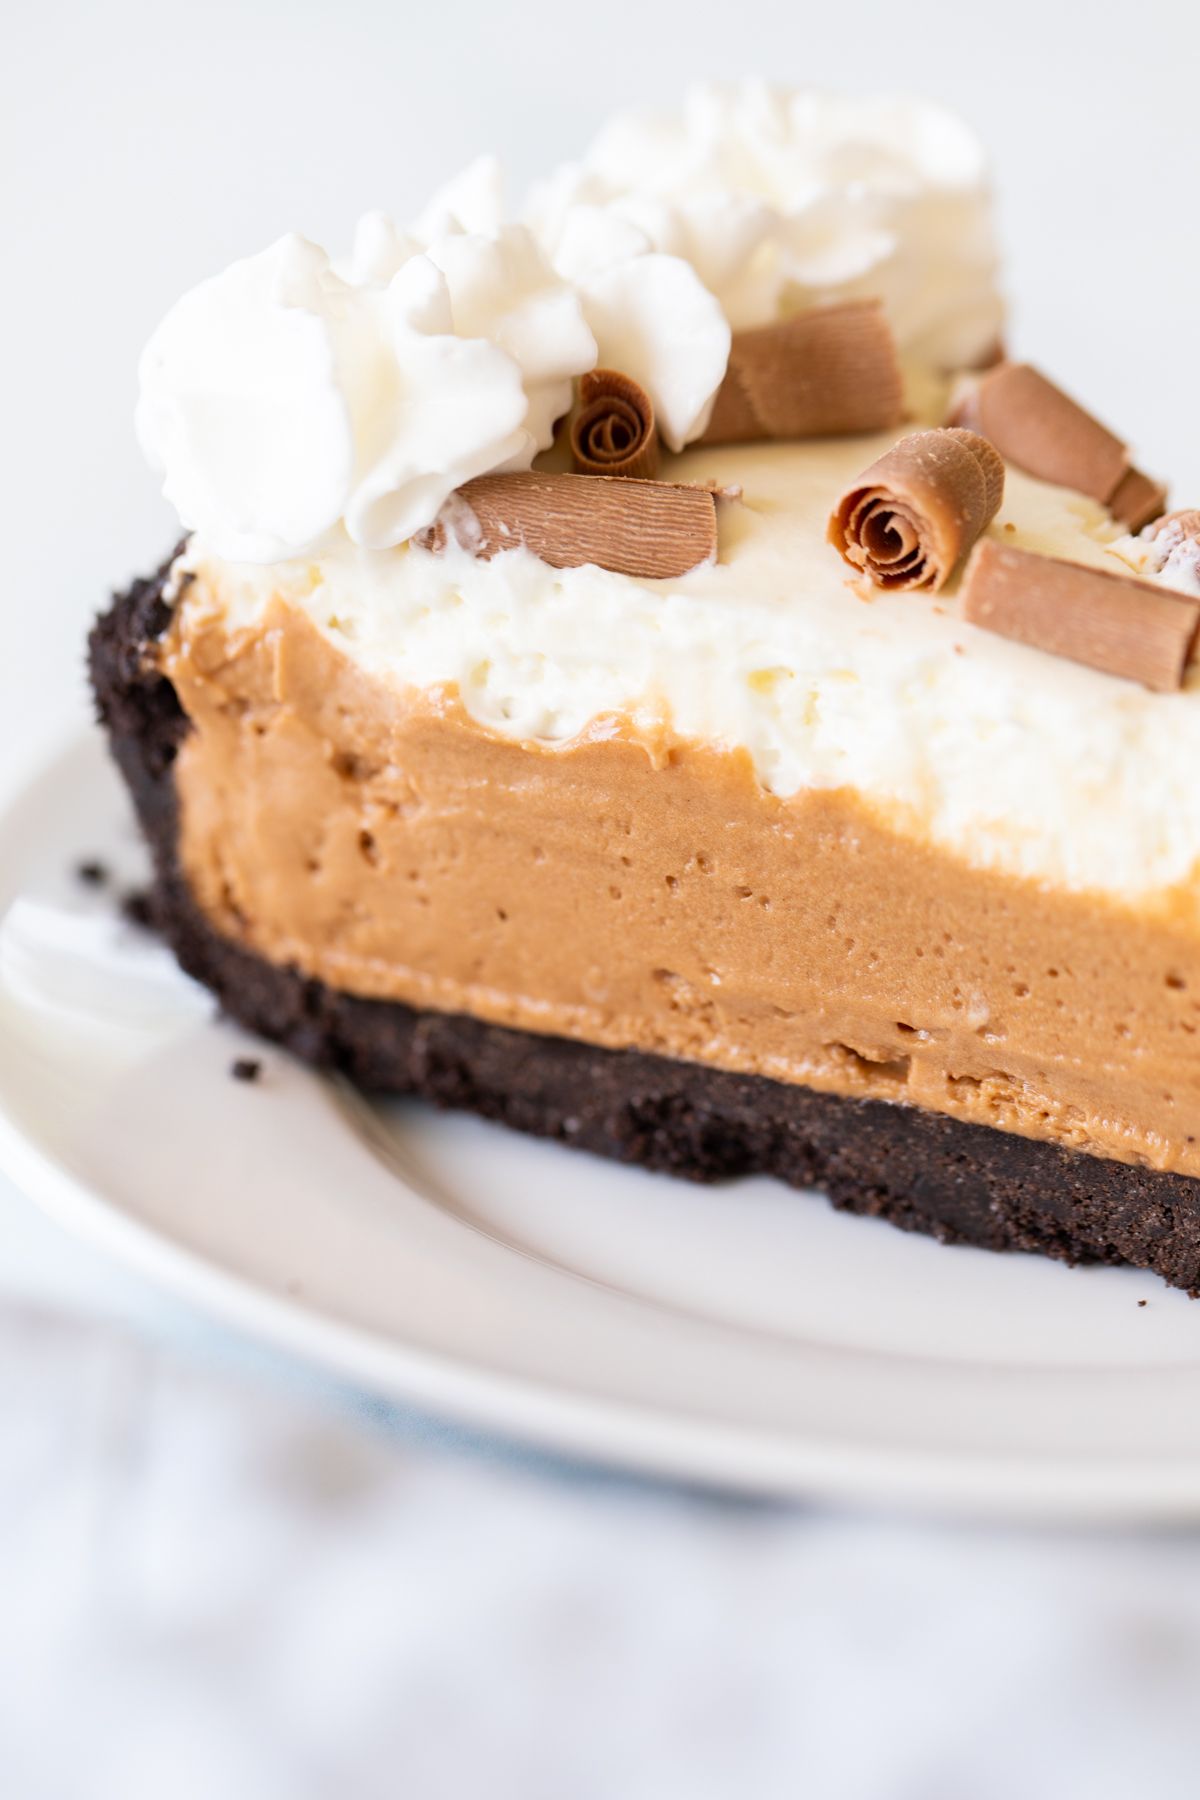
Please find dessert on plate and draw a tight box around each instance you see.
[92,84,1200,1289]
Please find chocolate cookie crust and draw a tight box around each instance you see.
[89,561,1200,1293]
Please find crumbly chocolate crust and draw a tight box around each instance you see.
[88,561,1200,1292]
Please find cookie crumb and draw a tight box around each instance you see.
[75,859,109,887]
[231,1058,262,1083]
[120,888,154,929]
[1138,1298,1148,1307]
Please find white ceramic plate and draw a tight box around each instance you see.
[4,731,1200,1520]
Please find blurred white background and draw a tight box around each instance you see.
[4,3,1200,1795]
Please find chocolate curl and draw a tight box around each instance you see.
[416,472,717,579]
[949,363,1166,530]
[1109,466,1169,533]
[570,369,660,480]
[960,540,1200,692]
[700,300,904,445]
[827,428,1006,593]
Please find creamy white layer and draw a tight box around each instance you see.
[176,434,1200,903]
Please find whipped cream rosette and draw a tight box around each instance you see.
[137,225,594,562]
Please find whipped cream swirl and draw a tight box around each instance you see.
[137,225,594,563]
[528,83,1003,372]
[137,83,1004,562]
[1138,515,1200,598]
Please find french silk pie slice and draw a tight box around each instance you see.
[93,84,1200,1291]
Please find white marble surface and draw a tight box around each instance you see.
[6,1300,1200,1800]
[6,2,1200,1792]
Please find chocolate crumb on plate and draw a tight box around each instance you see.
[231,1058,262,1083]
[74,858,109,887]
[120,888,154,930]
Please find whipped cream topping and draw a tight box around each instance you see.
[527,83,1004,369]
[1134,517,1200,598]
[138,83,1005,557]
[177,436,1200,903]
[137,227,594,563]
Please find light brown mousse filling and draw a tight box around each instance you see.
[163,596,1200,1176]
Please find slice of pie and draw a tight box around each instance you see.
[91,85,1200,1290]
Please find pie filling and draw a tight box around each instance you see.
[163,590,1200,1178]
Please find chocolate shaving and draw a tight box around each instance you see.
[701,300,904,445]
[416,472,717,579]
[960,540,1200,691]
[570,369,659,480]
[949,362,1165,529]
[828,428,1005,592]
[1109,466,1168,533]
[120,887,155,930]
